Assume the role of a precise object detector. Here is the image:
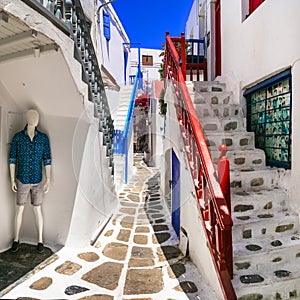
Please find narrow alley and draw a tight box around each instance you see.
[1,155,217,300]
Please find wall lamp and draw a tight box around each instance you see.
[97,0,116,23]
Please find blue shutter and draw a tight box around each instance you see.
[103,12,111,41]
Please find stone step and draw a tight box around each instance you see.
[231,189,288,216]
[232,209,299,241]
[191,81,226,93]
[193,91,234,105]
[210,149,266,170]
[230,168,280,191]
[117,106,129,111]
[194,103,244,118]
[232,259,300,300]
[206,131,255,151]
[199,116,246,133]
[233,233,300,273]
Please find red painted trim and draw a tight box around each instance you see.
[215,0,221,77]
[164,33,236,300]
[181,32,186,80]
[249,0,265,14]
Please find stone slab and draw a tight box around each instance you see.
[82,262,123,290]
[123,268,163,295]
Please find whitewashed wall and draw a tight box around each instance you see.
[186,0,217,80]
[149,97,164,168]
[161,81,224,299]
[185,0,205,39]
[220,0,300,213]
[130,48,162,81]
[221,0,300,87]
[0,0,117,250]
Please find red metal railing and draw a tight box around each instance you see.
[168,32,207,81]
[164,32,236,300]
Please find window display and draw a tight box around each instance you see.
[246,71,291,169]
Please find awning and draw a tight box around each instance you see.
[101,64,120,91]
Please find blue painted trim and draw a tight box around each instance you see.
[103,11,111,40]
[244,69,291,96]
[113,66,143,183]
[245,69,292,169]
[186,38,206,58]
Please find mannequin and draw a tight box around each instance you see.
[9,109,52,253]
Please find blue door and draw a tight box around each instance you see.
[172,150,180,238]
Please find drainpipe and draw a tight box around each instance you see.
[96,0,116,23]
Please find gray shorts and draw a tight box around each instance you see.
[16,180,44,206]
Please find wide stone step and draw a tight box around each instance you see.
[233,259,300,300]
[206,132,255,151]
[232,210,299,241]
[231,189,288,216]
[117,105,129,111]
[193,91,234,105]
[191,81,226,93]
[210,149,266,170]
[194,103,244,118]
[199,116,246,133]
[230,168,280,191]
[233,233,300,273]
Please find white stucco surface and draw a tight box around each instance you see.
[0,0,118,251]
[220,0,300,214]
[162,81,224,299]
[130,48,162,81]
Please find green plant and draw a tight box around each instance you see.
[159,89,167,116]
[158,41,190,81]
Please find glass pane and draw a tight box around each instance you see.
[248,74,291,168]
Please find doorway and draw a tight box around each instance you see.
[171,149,180,238]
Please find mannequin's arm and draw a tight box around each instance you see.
[9,164,17,192]
[44,165,51,193]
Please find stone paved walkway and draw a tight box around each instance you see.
[1,156,217,300]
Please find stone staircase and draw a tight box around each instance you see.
[114,85,134,130]
[187,81,300,300]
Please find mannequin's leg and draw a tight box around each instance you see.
[33,206,43,243]
[14,205,25,242]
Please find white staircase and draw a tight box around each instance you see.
[114,85,133,130]
[187,81,300,300]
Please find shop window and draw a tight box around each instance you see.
[103,12,111,40]
[142,55,153,66]
[245,69,292,169]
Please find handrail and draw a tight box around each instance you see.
[186,38,206,61]
[113,66,143,183]
[164,32,236,300]
[170,33,207,81]
[123,67,143,147]
[21,0,114,171]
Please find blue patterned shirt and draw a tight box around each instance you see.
[9,126,52,184]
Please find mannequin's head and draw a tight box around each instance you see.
[26,109,39,127]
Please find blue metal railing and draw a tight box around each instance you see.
[185,38,206,63]
[114,66,143,183]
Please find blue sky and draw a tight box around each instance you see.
[111,0,194,50]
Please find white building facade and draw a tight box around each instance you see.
[0,0,133,251]
[186,0,300,214]
[129,48,162,83]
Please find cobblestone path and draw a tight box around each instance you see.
[1,156,217,300]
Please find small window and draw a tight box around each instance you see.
[249,0,265,14]
[142,55,153,66]
[242,0,265,21]
[103,12,110,40]
[245,69,292,169]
